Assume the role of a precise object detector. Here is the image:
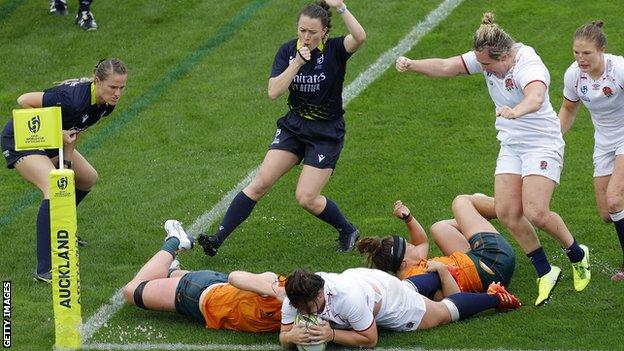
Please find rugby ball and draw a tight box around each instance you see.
[294,313,327,351]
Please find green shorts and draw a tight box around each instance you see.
[466,232,516,288]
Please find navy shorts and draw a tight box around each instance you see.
[1,121,58,169]
[268,113,345,169]
[174,270,228,322]
[466,232,516,288]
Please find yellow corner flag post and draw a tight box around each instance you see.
[13,107,82,349]
[50,169,82,350]
[12,106,62,151]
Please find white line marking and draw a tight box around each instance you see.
[80,290,125,341]
[81,343,487,351]
[80,0,464,347]
[187,168,258,236]
[342,0,464,106]
[82,342,282,350]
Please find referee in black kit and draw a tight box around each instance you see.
[199,0,366,256]
[1,58,127,282]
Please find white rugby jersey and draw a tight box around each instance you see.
[461,43,564,148]
[563,53,624,151]
[281,268,425,332]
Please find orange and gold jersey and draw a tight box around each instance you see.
[202,283,282,333]
[398,252,483,292]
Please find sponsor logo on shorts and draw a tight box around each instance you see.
[2,150,9,158]
[28,115,41,133]
[540,160,548,170]
[318,154,325,163]
[82,114,90,123]
[272,128,281,145]
[405,322,415,329]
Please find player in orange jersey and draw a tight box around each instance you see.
[357,194,516,300]
[122,220,284,332]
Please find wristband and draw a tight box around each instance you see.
[297,49,309,63]
[337,4,347,14]
[401,213,413,223]
[63,160,72,169]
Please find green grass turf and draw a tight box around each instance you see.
[1,0,623,350]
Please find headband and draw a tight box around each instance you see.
[390,236,406,273]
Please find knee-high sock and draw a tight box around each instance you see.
[406,273,441,300]
[315,198,355,234]
[36,200,51,274]
[444,292,499,321]
[213,191,257,245]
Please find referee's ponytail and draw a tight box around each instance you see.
[56,58,127,86]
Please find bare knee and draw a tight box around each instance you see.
[122,282,138,305]
[451,194,471,213]
[524,207,550,230]
[76,169,99,190]
[496,205,521,228]
[606,192,624,214]
[246,177,272,199]
[430,221,449,245]
[295,189,317,212]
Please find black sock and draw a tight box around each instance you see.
[79,0,92,12]
[405,273,441,299]
[213,191,257,245]
[445,292,499,320]
[36,200,51,274]
[564,239,584,263]
[315,198,355,235]
[75,189,90,206]
[614,219,624,265]
[526,247,551,277]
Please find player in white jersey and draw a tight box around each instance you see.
[394,12,591,305]
[558,21,624,281]
[279,268,520,348]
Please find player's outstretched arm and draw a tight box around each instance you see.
[396,56,466,77]
[16,92,44,108]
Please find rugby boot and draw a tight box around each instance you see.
[338,228,359,253]
[198,234,219,257]
[487,282,521,311]
[534,265,561,306]
[571,244,591,291]
[76,10,98,31]
[49,0,68,16]
[163,220,194,252]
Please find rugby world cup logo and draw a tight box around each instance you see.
[57,177,68,190]
[28,115,41,133]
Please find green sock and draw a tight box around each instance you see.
[162,237,180,258]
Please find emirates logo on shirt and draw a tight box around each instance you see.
[603,86,614,97]
[504,78,515,91]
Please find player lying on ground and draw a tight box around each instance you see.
[358,194,516,299]
[122,220,284,332]
[279,267,521,349]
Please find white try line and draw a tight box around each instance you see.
[81,342,505,351]
[79,0,463,347]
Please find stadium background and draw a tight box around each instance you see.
[0,0,622,349]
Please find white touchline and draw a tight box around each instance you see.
[79,0,471,348]
[80,342,507,351]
